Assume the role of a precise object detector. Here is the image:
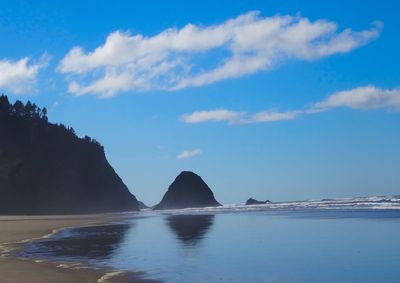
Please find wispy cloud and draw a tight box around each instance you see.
[49,101,60,113]
[314,85,400,110]
[177,149,202,159]
[182,109,245,124]
[58,11,381,98]
[181,85,400,125]
[181,108,321,124]
[0,55,49,94]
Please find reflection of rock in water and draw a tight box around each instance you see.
[21,224,131,259]
[166,215,214,245]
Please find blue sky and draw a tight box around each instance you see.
[1,0,399,205]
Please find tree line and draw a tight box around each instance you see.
[0,94,48,121]
[0,94,102,149]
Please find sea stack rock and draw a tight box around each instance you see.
[245,198,271,205]
[153,171,221,210]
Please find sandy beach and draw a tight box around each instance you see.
[0,214,156,283]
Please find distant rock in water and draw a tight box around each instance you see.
[153,171,221,210]
[0,95,139,215]
[138,201,149,210]
[245,198,271,205]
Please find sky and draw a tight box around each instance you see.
[1,0,399,205]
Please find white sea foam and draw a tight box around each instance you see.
[97,271,125,283]
[34,259,46,263]
[0,244,15,257]
[153,195,400,215]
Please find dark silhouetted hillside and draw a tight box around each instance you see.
[0,95,139,215]
[154,171,221,210]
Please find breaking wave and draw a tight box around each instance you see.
[156,195,400,214]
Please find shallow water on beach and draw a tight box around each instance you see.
[16,197,400,283]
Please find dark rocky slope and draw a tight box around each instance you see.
[0,95,139,215]
[245,198,271,205]
[154,171,221,210]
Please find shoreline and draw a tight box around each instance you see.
[0,213,158,283]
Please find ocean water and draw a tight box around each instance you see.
[16,196,400,283]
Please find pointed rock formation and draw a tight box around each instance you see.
[245,198,271,205]
[153,171,221,210]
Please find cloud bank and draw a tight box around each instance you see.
[58,11,381,98]
[0,57,48,94]
[177,149,202,159]
[181,85,400,124]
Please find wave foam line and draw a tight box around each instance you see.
[97,271,126,283]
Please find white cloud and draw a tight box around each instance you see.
[245,110,302,123]
[314,85,400,110]
[177,149,202,159]
[181,85,400,125]
[49,101,59,113]
[181,109,318,124]
[0,56,48,94]
[181,109,245,124]
[59,11,381,98]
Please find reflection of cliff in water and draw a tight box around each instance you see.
[166,215,215,245]
[20,223,131,259]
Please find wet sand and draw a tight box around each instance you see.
[0,214,156,283]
